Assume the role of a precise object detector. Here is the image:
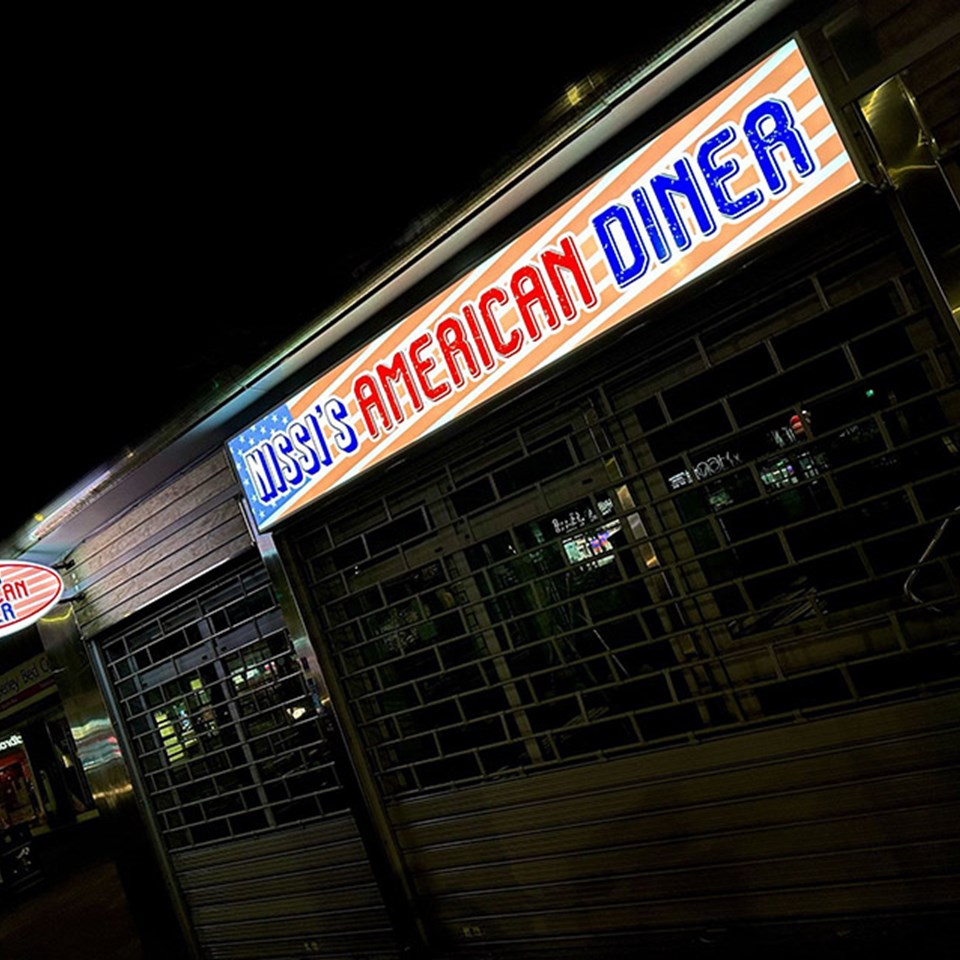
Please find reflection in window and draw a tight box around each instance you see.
[562,520,620,565]
[759,450,826,491]
[153,679,213,765]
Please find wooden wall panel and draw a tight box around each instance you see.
[72,451,252,636]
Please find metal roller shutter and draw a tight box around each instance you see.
[285,195,960,954]
[97,559,398,959]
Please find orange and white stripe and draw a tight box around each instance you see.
[0,562,65,635]
[247,39,858,528]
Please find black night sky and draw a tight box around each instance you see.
[3,9,719,538]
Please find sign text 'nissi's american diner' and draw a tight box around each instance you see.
[230,40,859,531]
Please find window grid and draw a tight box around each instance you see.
[101,561,347,849]
[293,230,960,798]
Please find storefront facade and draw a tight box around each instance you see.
[0,646,96,832]
[0,638,100,903]
[6,1,958,957]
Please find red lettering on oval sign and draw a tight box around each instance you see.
[0,562,65,636]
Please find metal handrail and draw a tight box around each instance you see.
[903,504,960,610]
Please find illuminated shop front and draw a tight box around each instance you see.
[0,733,37,829]
[0,649,97,835]
[5,2,958,957]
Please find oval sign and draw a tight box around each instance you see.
[0,561,64,636]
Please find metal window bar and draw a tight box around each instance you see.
[291,232,960,799]
[99,560,348,850]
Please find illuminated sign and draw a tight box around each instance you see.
[0,733,24,751]
[0,651,58,723]
[0,562,64,637]
[230,40,859,531]
[669,450,743,489]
